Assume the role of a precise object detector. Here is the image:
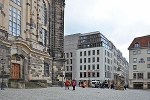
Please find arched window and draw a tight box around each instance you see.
[134,42,140,48]
[42,0,47,26]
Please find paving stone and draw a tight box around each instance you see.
[0,87,150,100]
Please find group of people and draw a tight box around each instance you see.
[95,82,127,90]
[64,79,76,90]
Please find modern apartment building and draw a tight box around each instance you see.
[128,35,150,89]
[0,0,65,88]
[64,31,129,87]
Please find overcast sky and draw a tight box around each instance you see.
[64,0,150,61]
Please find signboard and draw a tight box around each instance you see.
[139,58,145,63]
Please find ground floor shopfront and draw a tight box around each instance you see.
[129,81,150,89]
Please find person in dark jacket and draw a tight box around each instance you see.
[72,80,76,90]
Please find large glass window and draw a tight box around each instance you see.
[11,0,21,6]
[42,0,47,25]
[9,5,21,36]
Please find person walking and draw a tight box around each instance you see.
[124,85,126,90]
[65,79,69,90]
[72,80,76,90]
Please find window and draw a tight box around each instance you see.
[92,50,95,55]
[92,57,95,62]
[11,0,21,6]
[70,59,72,64]
[133,73,136,79]
[80,52,82,56]
[84,65,86,70]
[133,65,137,70]
[137,73,143,79]
[42,0,47,25]
[133,51,136,55]
[66,66,68,71]
[134,42,140,48]
[147,57,150,61]
[84,72,86,77]
[88,72,90,77]
[148,50,150,54]
[70,66,72,71]
[147,64,150,68]
[97,50,99,55]
[137,50,141,54]
[41,29,46,46]
[80,72,82,78]
[9,5,21,36]
[133,58,137,63]
[84,58,86,63]
[70,52,72,57]
[97,57,99,62]
[44,62,49,77]
[88,58,90,63]
[80,65,82,70]
[97,72,99,77]
[66,53,69,58]
[92,65,95,70]
[105,57,106,63]
[105,65,106,70]
[97,64,99,69]
[92,72,95,77]
[84,51,86,56]
[80,58,82,63]
[66,60,69,64]
[148,72,150,79]
[88,51,90,56]
[88,65,90,70]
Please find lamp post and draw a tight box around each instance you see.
[1,57,5,90]
[61,69,64,87]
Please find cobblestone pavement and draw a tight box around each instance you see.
[0,87,150,100]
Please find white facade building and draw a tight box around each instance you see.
[64,31,129,87]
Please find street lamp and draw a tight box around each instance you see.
[61,69,64,87]
[1,57,5,90]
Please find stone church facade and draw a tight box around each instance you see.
[0,0,65,88]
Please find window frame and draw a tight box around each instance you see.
[133,65,137,70]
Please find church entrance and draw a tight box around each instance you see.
[11,63,20,79]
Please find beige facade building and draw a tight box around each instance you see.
[128,35,150,89]
[0,0,65,88]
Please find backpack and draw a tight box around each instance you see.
[73,81,76,86]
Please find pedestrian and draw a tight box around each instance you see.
[124,85,126,90]
[65,79,69,90]
[72,80,76,90]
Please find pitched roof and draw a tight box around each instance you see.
[128,35,150,49]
